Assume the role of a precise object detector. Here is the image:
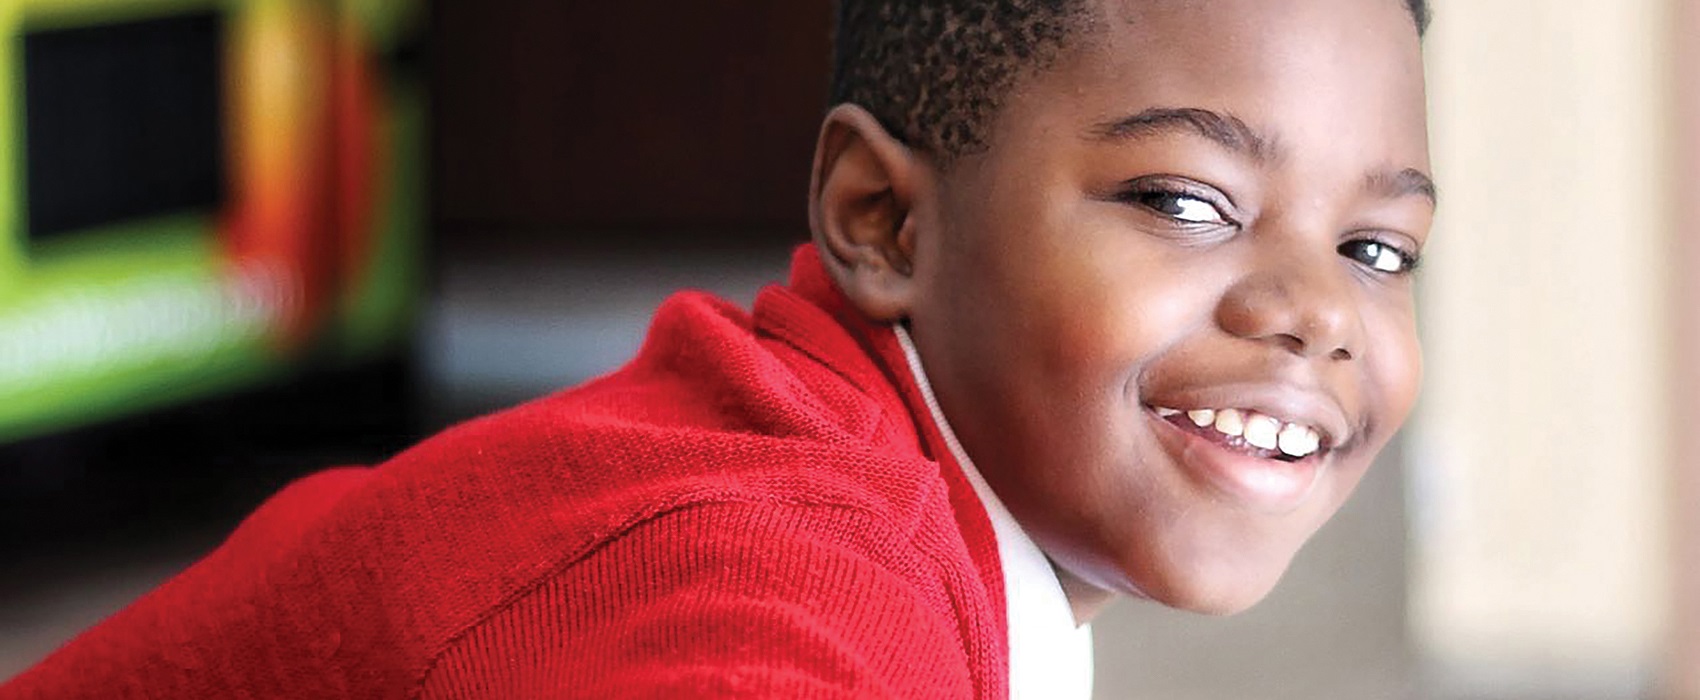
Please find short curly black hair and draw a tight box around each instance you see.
[831,0,1432,164]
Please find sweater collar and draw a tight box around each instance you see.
[759,244,1093,698]
[754,244,1010,693]
[892,325,1096,700]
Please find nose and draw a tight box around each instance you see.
[1216,248,1362,361]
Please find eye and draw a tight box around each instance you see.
[1339,239,1420,275]
[1134,190,1229,225]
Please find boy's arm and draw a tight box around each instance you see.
[0,467,386,700]
[418,500,980,699]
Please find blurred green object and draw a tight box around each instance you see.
[0,0,425,443]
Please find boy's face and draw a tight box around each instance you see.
[905,0,1433,613]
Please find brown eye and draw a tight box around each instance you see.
[1339,239,1419,274]
[1137,191,1226,225]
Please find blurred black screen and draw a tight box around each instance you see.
[23,11,225,241]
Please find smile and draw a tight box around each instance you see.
[1144,404,1336,514]
[1151,406,1326,461]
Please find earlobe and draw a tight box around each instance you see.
[808,104,929,322]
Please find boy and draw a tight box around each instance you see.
[2,0,1436,697]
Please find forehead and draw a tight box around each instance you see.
[989,0,1430,169]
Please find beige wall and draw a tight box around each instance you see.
[1413,0,1677,696]
[1672,0,1700,696]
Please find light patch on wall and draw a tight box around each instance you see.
[1410,0,1675,697]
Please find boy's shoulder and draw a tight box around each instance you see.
[364,279,950,579]
[387,272,945,540]
[308,281,974,689]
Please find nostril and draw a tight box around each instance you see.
[1275,332,1306,354]
[1329,347,1353,362]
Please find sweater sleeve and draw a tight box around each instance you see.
[0,467,384,700]
[417,500,978,699]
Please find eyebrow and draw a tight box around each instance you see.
[1367,167,1439,206]
[1088,107,1279,161]
[1089,106,1438,207]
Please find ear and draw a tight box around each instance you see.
[808,104,931,323]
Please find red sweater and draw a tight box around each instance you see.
[2,246,1011,699]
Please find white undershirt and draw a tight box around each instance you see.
[894,326,1095,700]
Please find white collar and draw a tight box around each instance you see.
[894,325,1094,700]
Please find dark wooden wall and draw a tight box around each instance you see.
[433,1,832,245]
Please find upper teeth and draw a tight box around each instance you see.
[1158,406,1323,458]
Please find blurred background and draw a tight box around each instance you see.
[0,1,1692,698]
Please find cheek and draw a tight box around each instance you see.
[1029,230,1225,384]
[1365,305,1423,430]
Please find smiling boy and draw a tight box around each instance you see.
[826,0,1433,625]
[3,0,1434,698]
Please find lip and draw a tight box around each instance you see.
[1145,406,1327,515]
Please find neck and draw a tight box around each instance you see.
[1052,558,1117,626]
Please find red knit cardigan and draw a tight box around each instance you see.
[1,246,1011,699]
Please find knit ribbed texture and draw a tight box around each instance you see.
[1,245,1010,699]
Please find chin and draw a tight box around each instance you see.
[1158,579,1276,617]
[1124,544,1295,617]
